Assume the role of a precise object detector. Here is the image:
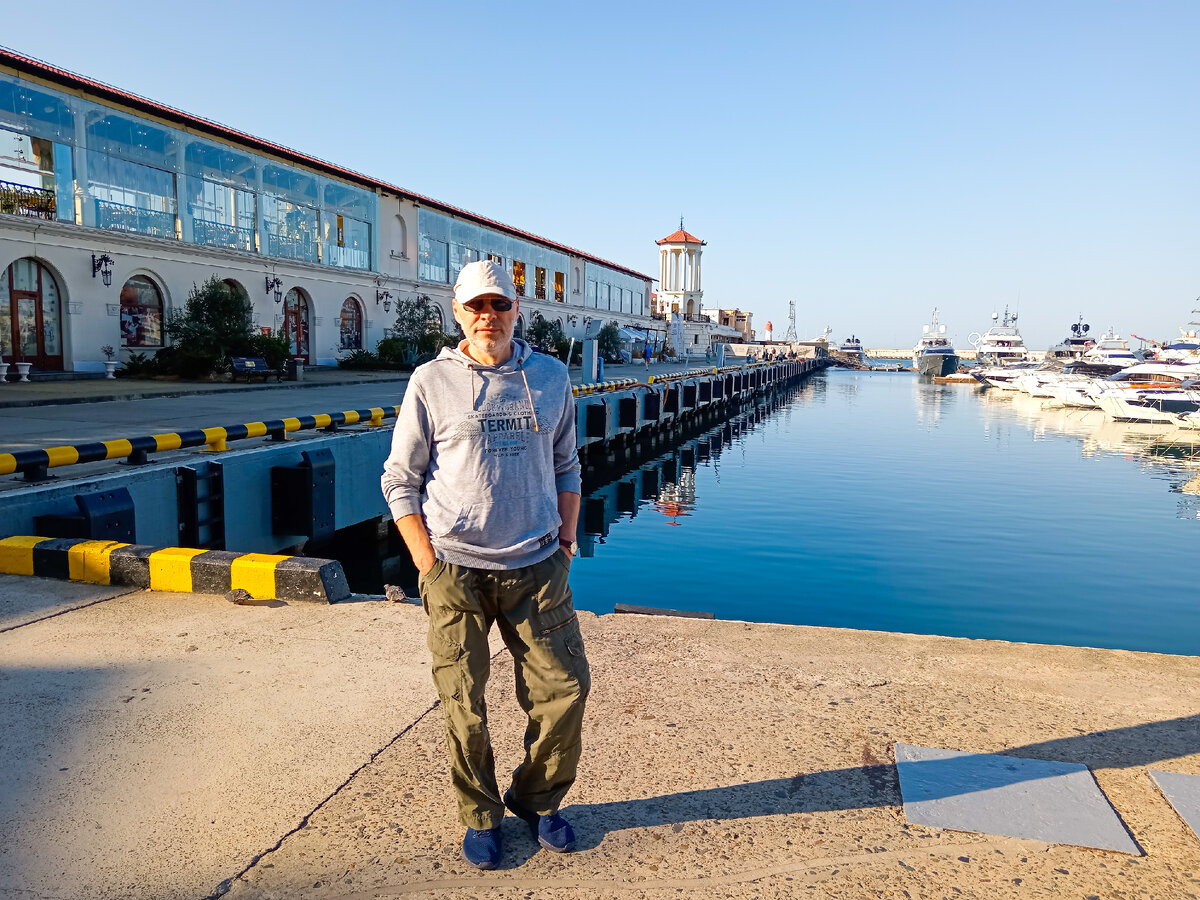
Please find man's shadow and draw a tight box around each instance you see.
[546,712,1200,852]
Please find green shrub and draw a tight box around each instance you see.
[597,321,621,357]
[338,350,381,369]
[526,316,563,352]
[161,276,255,377]
[115,351,156,378]
[247,331,291,370]
[376,336,406,363]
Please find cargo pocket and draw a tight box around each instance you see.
[427,620,466,704]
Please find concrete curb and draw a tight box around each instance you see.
[0,536,349,603]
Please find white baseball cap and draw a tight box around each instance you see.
[454,260,517,305]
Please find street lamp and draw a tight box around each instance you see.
[91,253,114,287]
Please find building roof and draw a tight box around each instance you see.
[656,227,706,246]
[0,47,654,282]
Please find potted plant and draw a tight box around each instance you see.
[12,322,32,382]
[101,345,119,379]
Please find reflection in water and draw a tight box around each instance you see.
[979,388,1200,519]
[580,386,804,553]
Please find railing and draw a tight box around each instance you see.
[193,218,255,252]
[326,243,370,270]
[684,313,712,324]
[95,199,176,239]
[0,404,400,481]
[0,179,56,220]
[267,232,320,263]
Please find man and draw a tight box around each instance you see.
[643,342,652,370]
[381,260,589,870]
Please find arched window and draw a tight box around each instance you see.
[514,315,525,339]
[120,275,164,347]
[2,258,62,369]
[339,297,363,350]
[429,302,444,333]
[573,266,581,293]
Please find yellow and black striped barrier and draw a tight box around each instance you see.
[0,536,349,603]
[572,378,639,396]
[0,405,401,480]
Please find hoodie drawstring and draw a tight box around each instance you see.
[519,357,540,433]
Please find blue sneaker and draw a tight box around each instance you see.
[503,789,577,853]
[461,826,502,869]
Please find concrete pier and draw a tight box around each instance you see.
[2,574,1198,899]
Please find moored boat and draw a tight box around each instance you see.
[912,308,960,377]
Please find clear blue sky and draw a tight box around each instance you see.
[5,0,1197,348]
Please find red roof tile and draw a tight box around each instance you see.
[656,228,706,245]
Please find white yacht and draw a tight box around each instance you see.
[1094,363,1200,422]
[1081,328,1138,367]
[1045,316,1095,362]
[969,307,1031,367]
[837,335,866,364]
[912,309,960,376]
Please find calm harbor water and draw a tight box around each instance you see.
[569,369,1200,656]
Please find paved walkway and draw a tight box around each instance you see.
[1,574,1198,899]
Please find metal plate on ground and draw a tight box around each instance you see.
[895,742,1140,854]
[1149,770,1200,841]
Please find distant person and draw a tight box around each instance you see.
[381,260,588,870]
[643,343,652,370]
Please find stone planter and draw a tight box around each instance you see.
[13,362,31,383]
[104,360,119,379]
[0,362,8,383]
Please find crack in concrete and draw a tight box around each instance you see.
[206,697,444,900]
[0,587,139,634]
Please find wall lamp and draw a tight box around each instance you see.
[376,289,393,314]
[91,253,114,287]
[566,314,578,327]
[265,275,284,303]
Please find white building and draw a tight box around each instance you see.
[0,48,656,374]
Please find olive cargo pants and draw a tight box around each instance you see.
[418,550,590,830]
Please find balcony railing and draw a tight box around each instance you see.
[96,199,176,239]
[326,244,370,270]
[267,232,319,264]
[193,218,255,252]
[0,179,56,220]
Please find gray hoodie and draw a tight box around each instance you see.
[381,338,581,570]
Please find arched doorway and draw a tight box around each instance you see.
[339,297,363,351]
[1,258,63,370]
[514,314,524,339]
[282,287,310,363]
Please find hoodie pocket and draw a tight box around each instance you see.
[450,492,559,549]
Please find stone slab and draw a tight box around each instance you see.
[895,742,1140,854]
[0,572,132,631]
[1150,769,1200,841]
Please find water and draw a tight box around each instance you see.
[568,370,1200,656]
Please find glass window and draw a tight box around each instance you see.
[512,261,526,297]
[262,195,320,263]
[339,298,363,350]
[419,234,448,282]
[262,164,318,205]
[586,279,596,308]
[0,76,76,140]
[184,140,257,191]
[86,111,176,170]
[535,267,546,300]
[120,275,164,347]
[486,252,503,265]
[324,214,371,269]
[186,176,256,251]
[449,243,479,283]
[554,271,564,302]
[86,150,177,239]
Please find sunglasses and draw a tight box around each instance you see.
[460,297,514,313]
